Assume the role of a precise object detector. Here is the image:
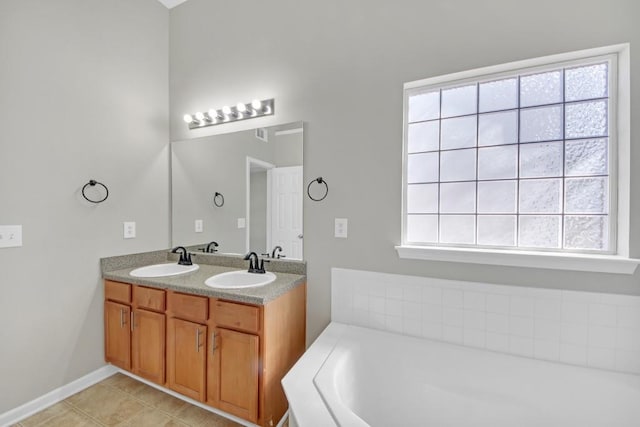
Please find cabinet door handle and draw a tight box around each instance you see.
[196,328,201,352]
[119,308,126,328]
[211,332,217,354]
[130,311,135,332]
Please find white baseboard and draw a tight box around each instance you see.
[0,365,118,427]
[276,410,290,427]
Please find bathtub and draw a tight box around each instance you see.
[283,323,640,427]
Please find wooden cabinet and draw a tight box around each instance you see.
[104,300,131,370]
[131,285,166,384]
[166,317,207,401]
[104,280,166,385]
[131,308,165,384]
[104,279,306,427]
[208,327,260,423]
[207,299,261,422]
[259,283,307,426]
[133,285,166,312]
[212,299,260,333]
[166,291,209,401]
[105,280,131,304]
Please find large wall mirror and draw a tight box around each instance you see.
[171,122,304,259]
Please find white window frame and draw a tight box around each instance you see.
[397,44,639,274]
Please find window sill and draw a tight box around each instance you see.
[395,245,640,275]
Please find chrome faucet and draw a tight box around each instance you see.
[171,246,193,266]
[205,241,219,253]
[244,251,269,274]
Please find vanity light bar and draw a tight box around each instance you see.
[183,98,275,130]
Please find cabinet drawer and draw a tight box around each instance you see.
[212,300,260,333]
[168,291,208,323]
[105,280,131,304]
[133,286,165,312]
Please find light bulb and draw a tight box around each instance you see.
[208,109,218,120]
[183,114,193,123]
[237,102,247,113]
[222,105,232,115]
[251,99,262,110]
[195,112,205,121]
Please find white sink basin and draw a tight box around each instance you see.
[205,271,276,289]
[130,262,199,278]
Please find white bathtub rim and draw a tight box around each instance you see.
[287,322,640,427]
[282,322,347,427]
[312,337,369,427]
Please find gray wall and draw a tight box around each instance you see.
[0,0,169,413]
[273,132,304,168]
[170,0,640,343]
[250,171,268,254]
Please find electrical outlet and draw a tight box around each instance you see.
[335,218,348,238]
[0,225,22,248]
[195,219,203,233]
[237,218,246,229]
[123,221,136,239]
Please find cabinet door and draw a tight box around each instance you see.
[208,328,259,423]
[167,317,207,401]
[104,301,131,370]
[132,309,165,385]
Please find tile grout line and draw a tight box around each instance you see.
[20,374,240,427]
[63,401,108,427]
[101,382,188,425]
[99,378,200,426]
[62,380,152,427]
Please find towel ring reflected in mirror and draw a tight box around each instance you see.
[213,192,225,207]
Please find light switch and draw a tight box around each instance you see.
[335,218,348,238]
[237,218,246,229]
[195,219,203,233]
[0,225,22,248]
[123,221,136,239]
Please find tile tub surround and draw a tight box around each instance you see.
[101,251,306,305]
[332,268,640,374]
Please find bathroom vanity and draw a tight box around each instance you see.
[102,251,306,427]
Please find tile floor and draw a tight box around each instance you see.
[11,373,248,427]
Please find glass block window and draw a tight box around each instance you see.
[403,57,615,253]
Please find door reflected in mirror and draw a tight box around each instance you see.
[171,122,303,259]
